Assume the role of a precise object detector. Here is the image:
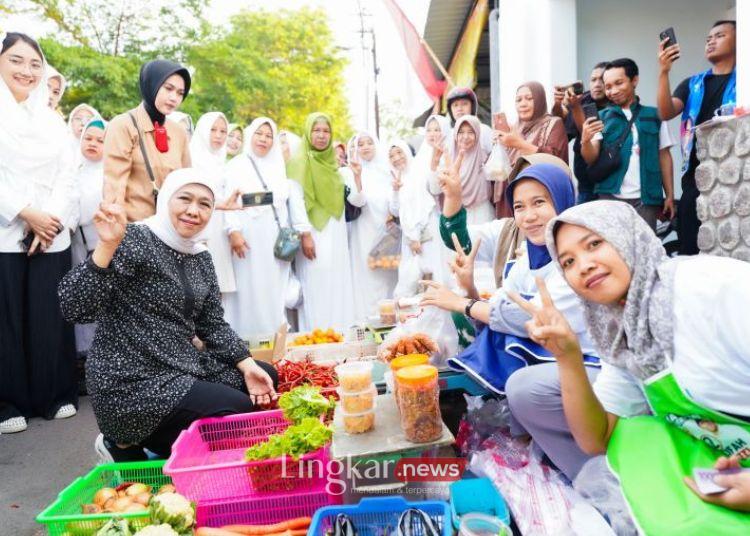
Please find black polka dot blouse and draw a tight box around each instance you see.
[58,224,249,444]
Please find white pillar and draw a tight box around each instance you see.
[738,0,749,106]
[498,0,578,122]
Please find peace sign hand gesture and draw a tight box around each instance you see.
[449,232,480,294]
[391,170,403,191]
[507,276,582,360]
[438,150,464,199]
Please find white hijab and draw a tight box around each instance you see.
[241,117,289,217]
[140,168,217,255]
[76,116,107,226]
[189,111,228,178]
[349,130,392,199]
[390,140,435,238]
[67,103,98,136]
[46,64,66,101]
[0,32,69,186]
[414,114,451,172]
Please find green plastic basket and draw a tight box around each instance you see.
[36,460,171,536]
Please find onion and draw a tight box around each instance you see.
[133,491,152,506]
[81,503,102,514]
[112,496,134,512]
[93,487,117,507]
[124,502,148,512]
[125,483,152,496]
[156,484,176,495]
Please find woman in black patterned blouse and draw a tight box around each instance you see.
[59,168,277,461]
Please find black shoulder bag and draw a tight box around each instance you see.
[344,185,362,222]
[247,155,301,262]
[128,112,159,201]
[586,106,640,184]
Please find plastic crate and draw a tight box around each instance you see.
[36,460,170,536]
[196,489,341,529]
[164,410,330,502]
[308,496,452,536]
[285,338,378,364]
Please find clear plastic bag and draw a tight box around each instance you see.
[456,396,513,456]
[484,143,512,182]
[393,254,422,299]
[368,223,402,270]
[573,456,637,536]
[377,305,458,367]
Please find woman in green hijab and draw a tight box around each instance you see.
[286,112,365,331]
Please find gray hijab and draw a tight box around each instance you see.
[546,201,681,380]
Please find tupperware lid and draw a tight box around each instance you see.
[394,364,438,386]
[390,353,429,371]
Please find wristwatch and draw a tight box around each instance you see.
[464,298,479,318]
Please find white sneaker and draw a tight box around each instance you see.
[54,404,77,419]
[94,433,115,465]
[0,416,28,434]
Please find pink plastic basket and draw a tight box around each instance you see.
[195,489,341,529]
[164,410,330,502]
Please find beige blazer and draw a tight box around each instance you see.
[103,103,191,222]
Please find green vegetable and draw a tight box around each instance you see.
[95,518,133,536]
[133,524,179,536]
[245,417,333,461]
[148,493,194,533]
[278,385,336,424]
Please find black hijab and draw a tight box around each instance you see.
[139,60,191,125]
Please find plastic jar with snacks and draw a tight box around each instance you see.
[395,365,442,443]
[378,299,396,325]
[386,354,430,400]
[335,361,373,393]
[341,408,376,434]
[337,385,376,413]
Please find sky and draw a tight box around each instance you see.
[4,0,434,138]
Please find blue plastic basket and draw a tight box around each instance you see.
[308,496,452,536]
[449,477,510,529]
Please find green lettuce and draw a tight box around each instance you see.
[278,385,335,424]
[245,417,332,461]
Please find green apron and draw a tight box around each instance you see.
[607,368,750,535]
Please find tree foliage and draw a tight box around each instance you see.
[183,8,351,138]
[2,1,352,137]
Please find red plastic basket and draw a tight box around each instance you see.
[164,410,331,502]
[195,489,341,529]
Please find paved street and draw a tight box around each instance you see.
[0,397,99,536]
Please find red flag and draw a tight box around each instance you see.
[381,0,447,100]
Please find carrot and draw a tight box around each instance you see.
[195,528,246,536]
[221,517,312,535]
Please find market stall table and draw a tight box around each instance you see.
[331,393,455,502]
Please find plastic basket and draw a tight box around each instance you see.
[308,496,452,536]
[196,489,341,529]
[285,338,378,364]
[164,410,330,503]
[36,460,170,536]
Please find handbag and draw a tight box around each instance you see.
[247,155,301,262]
[128,112,159,201]
[586,106,640,183]
[344,185,362,222]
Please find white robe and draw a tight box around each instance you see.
[295,174,365,332]
[190,112,236,293]
[222,150,310,337]
[345,161,397,322]
[70,158,103,264]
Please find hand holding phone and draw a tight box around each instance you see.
[659,27,678,49]
[582,102,599,121]
[492,112,510,133]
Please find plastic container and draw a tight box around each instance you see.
[458,513,510,536]
[309,496,452,536]
[450,478,510,529]
[395,365,442,443]
[396,296,422,323]
[341,407,376,434]
[164,410,330,502]
[335,361,373,392]
[378,299,396,325]
[390,354,430,371]
[195,489,340,529]
[36,460,170,536]
[336,385,376,413]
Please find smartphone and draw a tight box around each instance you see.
[582,102,599,121]
[242,191,274,208]
[660,27,677,48]
[570,81,584,95]
[492,112,510,132]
